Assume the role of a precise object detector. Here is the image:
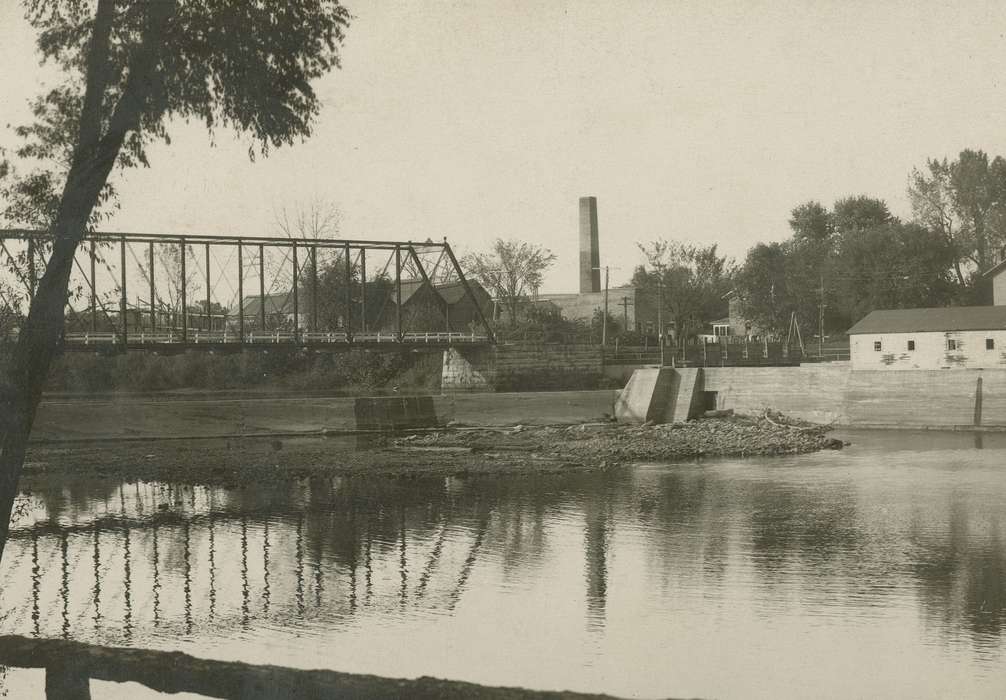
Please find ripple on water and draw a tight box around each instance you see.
[1,433,1005,699]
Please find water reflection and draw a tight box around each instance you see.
[1,437,1005,698]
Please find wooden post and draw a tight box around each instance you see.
[974,376,984,427]
[45,665,91,700]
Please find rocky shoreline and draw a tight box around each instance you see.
[23,412,840,487]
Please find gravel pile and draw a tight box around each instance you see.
[395,412,842,466]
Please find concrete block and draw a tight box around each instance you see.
[665,368,704,423]
[614,367,677,423]
[354,396,440,431]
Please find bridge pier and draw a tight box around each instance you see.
[441,347,495,392]
[442,344,606,393]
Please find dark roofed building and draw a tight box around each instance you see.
[848,306,1006,370]
[239,292,304,330]
[237,279,491,336]
[365,279,492,334]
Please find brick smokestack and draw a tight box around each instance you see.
[579,196,601,293]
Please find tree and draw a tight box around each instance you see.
[463,239,556,327]
[0,1,351,561]
[273,197,342,241]
[737,196,931,340]
[735,242,789,337]
[156,241,197,325]
[832,195,892,233]
[788,201,833,243]
[830,221,958,325]
[632,240,734,346]
[273,197,344,317]
[909,149,1006,285]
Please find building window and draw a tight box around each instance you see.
[907,340,915,351]
[987,338,995,350]
[873,341,882,351]
[947,339,959,351]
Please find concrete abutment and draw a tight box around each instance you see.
[441,345,606,392]
[614,367,705,424]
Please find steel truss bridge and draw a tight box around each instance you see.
[0,229,494,351]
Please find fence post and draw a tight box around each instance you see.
[45,664,91,699]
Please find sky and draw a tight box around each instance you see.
[3,0,1006,292]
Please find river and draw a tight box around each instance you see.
[2,429,1005,698]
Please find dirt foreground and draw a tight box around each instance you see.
[24,412,840,487]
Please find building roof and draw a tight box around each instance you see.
[984,260,1006,279]
[240,292,295,318]
[847,306,1006,334]
[436,280,488,305]
[982,252,1006,279]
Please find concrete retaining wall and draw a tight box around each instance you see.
[703,364,851,424]
[442,345,604,392]
[704,364,1006,427]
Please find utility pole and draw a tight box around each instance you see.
[657,276,664,367]
[818,274,825,358]
[620,296,632,332]
[602,266,609,347]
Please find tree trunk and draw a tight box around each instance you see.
[0,1,174,562]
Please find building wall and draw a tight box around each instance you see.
[536,288,638,329]
[993,271,1006,305]
[850,330,1006,370]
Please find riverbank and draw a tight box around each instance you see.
[31,390,621,441]
[23,412,840,486]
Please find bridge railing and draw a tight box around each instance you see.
[0,634,619,700]
[60,330,490,347]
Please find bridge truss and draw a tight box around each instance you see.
[0,229,494,351]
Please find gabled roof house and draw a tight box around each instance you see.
[848,306,1006,370]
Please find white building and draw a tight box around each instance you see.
[983,253,1006,305]
[848,307,1006,370]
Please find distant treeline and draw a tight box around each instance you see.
[734,148,1006,337]
[627,148,1006,344]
